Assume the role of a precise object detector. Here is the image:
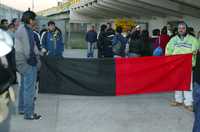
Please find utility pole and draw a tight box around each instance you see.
[32,0,34,11]
[0,0,2,19]
[0,0,1,19]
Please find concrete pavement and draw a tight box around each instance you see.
[10,94,194,132]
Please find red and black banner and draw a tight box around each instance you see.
[39,54,192,96]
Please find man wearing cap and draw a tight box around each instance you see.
[165,22,200,112]
[135,25,141,31]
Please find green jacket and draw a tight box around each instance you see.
[165,34,200,66]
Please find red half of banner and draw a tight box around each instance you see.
[115,54,192,96]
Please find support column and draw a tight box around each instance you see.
[67,22,71,49]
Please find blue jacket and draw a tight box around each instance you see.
[85,30,97,43]
[33,31,41,51]
[112,34,128,57]
[112,34,128,46]
[42,30,64,57]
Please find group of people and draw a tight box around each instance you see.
[0,10,200,131]
[86,22,200,132]
[0,10,64,123]
[85,23,172,59]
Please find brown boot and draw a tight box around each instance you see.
[170,101,183,107]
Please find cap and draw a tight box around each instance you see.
[136,25,141,29]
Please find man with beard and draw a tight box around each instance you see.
[166,22,200,112]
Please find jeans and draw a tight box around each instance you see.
[193,82,200,132]
[128,53,141,57]
[18,66,37,118]
[87,42,95,58]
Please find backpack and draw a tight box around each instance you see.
[112,35,125,56]
[153,37,163,56]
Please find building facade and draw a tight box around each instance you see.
[0,4,22,21]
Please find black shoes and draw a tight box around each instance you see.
[24,113,42,120]
[19,112,24,115]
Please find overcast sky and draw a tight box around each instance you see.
[1,0,62,12]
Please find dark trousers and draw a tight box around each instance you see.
[193,82,200,132]
[6,49,17,84]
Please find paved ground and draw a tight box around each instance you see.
[9,49,194,132]
[63,49,98,58]
[10,94,194,132]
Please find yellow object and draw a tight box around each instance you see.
[69,0,80,5]
[114,18,136,32]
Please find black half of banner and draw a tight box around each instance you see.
[39,57,116,96]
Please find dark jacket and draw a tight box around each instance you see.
[40,29,48,36]
[194,51,200,84]
[15,25,40,75]
[85,30,97,43]
[33,31,41,51]
[42,29,64,57]
[97,31,115,58]
[103,31,115,57]
[107,28,115,35]
[97,31,105,58]
[141,39,153,56]
[129,39,143,55]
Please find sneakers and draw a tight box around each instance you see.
[184,105,193,112]
[170,100,193,112]
[170,101,183,107]
[24,113,42,120]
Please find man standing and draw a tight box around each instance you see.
[41,21,64,57]
[85,25,97,58]
[135,25,141,32]
[15,10,41,120]
[165,22,200,112]
[97,24,107,58]
[106,23,115,35]
[112,26,128,58]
